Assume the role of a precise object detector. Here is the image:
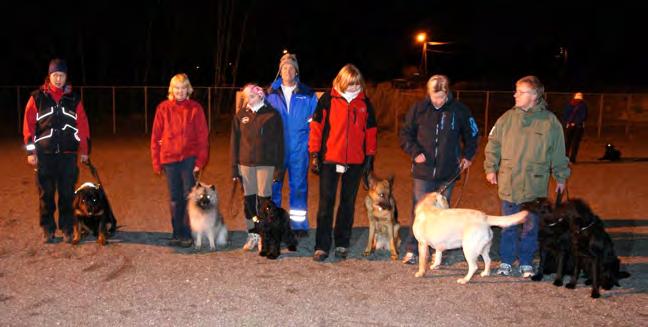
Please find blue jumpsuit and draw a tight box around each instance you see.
[266,77,318,231]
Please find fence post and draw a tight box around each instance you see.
[208,87,212,132]
[80,86,84,104]
[484,91,490,135]
[144,86,148,134]
[597,94,604,138]
[625,94,632,136]
[112,87,116,134]
[16,86,21,132]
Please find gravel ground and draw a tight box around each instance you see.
[1,130,646,326]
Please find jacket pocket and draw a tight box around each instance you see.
[525,162,549,198]
[498,159,513,197]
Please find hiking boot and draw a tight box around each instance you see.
[313,250,328,262]
[334,247,348,259]
[496,263,513,276]
[401,252,417,265]
[43,231,55,244]
[242,233,260,251]
[178,239,194,248]
[520,265,535,278]
[167,238,181,247]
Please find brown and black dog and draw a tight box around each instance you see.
[363,174,400,260]
[72,182,117,245]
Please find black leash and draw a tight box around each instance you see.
[229,178,241,220]
[436,166,468,208]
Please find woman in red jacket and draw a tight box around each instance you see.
[151,73,209,248]
[308,64,377,261]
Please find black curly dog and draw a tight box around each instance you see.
[72,183,117,245]
[257,199,298,259]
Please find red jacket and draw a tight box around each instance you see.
[150,99,209,173]
[23,84,90,155]
[308,89,377,164]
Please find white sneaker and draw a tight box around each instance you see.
[520,265,534,278]
[242,233,260,251]
[496,263,513,276]
[401,252,417,265]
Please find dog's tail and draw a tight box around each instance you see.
[486,210,528,227]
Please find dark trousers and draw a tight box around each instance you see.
[36,153,78,235]
[404,178,455,254]
[314,163,363,252]
[565,126,584,163]
[163,157,196,240]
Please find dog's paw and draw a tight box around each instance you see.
[531,273,543,281]
[414,271,425,278]
[565,282,576,289]
[362,250,372,257]
[390,254,398,261]
[430,264,441,270]
[457,278,469,284]
[480,270,490,277]
[552,279,563,287]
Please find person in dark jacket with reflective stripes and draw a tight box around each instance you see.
[399,75,479,264]
[23,58,91,244]
[231,84,284,251]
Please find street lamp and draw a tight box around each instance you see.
[416,32,427,75]
[416,32,450,76]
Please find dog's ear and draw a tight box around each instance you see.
[368,173,376,188]
[210,185,216,191]
[387,175,394,187]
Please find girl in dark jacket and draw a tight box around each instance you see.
[231,84,284,251]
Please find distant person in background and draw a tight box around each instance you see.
[151,73,209,248]
[23,58,91,244]
[563,92,588,163]
[231,84,284,252]
[266,53,318,237]
[484,75,570,278]
[308,64,377,262]
[399,74,479,265]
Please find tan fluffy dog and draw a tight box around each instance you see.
[413,192,527,284]
[363,175,400,260]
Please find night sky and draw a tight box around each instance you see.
[2,1,645,91]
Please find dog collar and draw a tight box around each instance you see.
[546,218,563,227]
[579,220,596,232]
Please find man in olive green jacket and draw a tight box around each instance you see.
[484,75,570,278]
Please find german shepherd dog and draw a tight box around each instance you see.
[257,198,298,260]
[187,182,228,251]
[72,182,118,245]
[363,174,400,260]
[413,192,528,284]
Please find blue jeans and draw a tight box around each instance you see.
[163,157,196,240]
[499,200,539,266]
[404,178,455,254]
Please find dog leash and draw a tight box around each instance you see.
[228,178,241,220]
[437,166,468,207]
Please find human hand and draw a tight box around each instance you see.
[486,172,497,184]
[556,182,566,193]
[80,155,89,164]
[27,154,37,166]
[414,153,426,163]
[273,169,284,183]
[310,153,321,175]
[460,158,472,170]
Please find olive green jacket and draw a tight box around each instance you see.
[484,100,570,204]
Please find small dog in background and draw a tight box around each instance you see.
[257,198,298,259]
[363,174,400,260]
[73,182,118,245]
[598,143,621,161]
[187,182,228,251]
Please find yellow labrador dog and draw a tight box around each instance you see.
[413,192,528,284]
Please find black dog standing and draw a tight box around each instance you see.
[257,199,298,259]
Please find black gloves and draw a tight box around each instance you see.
[310,153,321,175]
[273,168,285,183]
[362,155,374,190]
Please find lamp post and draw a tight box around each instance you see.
[416,32,427,75]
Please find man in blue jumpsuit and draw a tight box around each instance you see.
[266,53,318,237]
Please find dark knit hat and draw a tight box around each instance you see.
[48,59,68,74]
